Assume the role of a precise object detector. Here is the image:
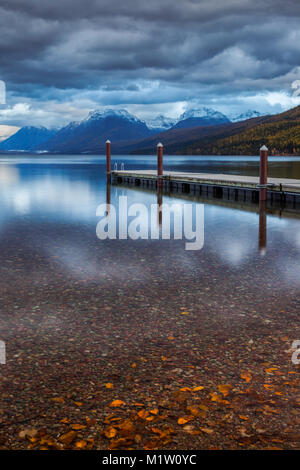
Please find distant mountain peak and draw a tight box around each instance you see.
[145,114,176,131]
[172,107,230,130]
[0,125,56,151]
[38,107,153,153]
[179,107,228,121]
[85,108,143,124]
[230,110,267,122]
[22,125,48,131]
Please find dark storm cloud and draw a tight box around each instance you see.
[1,0,300,126]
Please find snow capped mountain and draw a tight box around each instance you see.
[42,108,153,153]
[230,110,267,122]
[84,108,143,124]
[145,115,176,131]
[62,121,81,130]
[0,106,273,154]
[179,107,228,121]
[172,107,230,129]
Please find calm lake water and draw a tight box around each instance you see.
[0,154,300,299]
[0,154,299,449]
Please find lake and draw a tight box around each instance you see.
[0,154,299,449]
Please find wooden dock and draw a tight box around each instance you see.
[112,170,300,208]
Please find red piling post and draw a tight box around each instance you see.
[106,139,111,174]
[259,144,268,201]
[157,142,163,180]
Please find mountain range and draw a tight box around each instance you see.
[229,110,265,123]
[128,106,300,156]
[41,109,156,154]
[1,106,298,155]
[0,126,56,151]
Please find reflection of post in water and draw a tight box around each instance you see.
[106,175,111,217]
[157,182,163,227]
[157,141,163,226]
[258,196,267,256]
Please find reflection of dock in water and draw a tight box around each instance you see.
[106,175,164,228]
[112,178,300,220]
[108,177,271,255]
[112,170,300,212]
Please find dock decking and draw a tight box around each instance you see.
[112,170,300,193]
[112,170,300,208]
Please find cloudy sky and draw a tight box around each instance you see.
[1,0,300,128]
